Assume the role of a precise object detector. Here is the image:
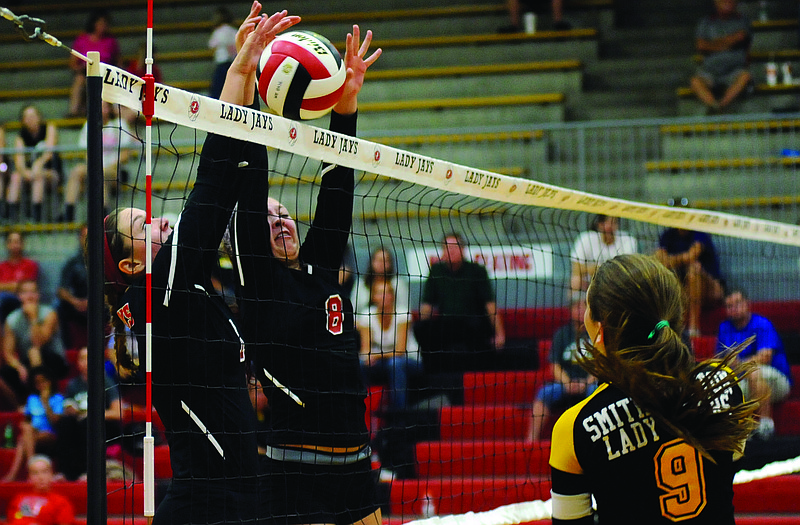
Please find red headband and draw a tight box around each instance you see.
[103,215,129,294]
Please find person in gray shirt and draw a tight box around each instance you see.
[690,0,752,112]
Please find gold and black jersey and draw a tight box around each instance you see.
[549,369,744,524]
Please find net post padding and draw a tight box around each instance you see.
[98,63,800,247]
[86,50,108,525]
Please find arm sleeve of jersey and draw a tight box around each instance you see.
[301,111,356,271]
[162,133,249,285]
[230,138,271,300]
[551,468,594,524]
[549,403,584,475]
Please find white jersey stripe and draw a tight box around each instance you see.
[181,400,225,459]
[231,202,245,287]
[163,213,182,307]
[263,368,305,407]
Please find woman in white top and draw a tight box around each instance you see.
[208,7,238,99]
[352,247,410,317]
[570,214,637,294]
[356,281,422,410]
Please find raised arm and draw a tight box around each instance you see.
[303,26,381,270]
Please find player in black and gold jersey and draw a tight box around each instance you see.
[549,253,759,524]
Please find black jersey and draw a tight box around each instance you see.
[549,368,744,524]
[232,111,368,449]
[119,133,260,486]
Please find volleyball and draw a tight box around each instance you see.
[256,31,346,120]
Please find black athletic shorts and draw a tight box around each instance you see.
[259,455,380,525]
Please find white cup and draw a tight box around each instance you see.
[523,12,536,34]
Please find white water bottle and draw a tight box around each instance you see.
[421,493,437,518]
[759,0,769,22]
[766,60,778,86]
[782,62,793,85]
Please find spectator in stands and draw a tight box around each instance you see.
[357,281,424,411]
[3,368,64,482]
[56,347,122,481]
[125,41,163,83]
[6,454,75,525]
[0,126,13,189]
[0,230,40,321]
[690,0,752,113]
[3,279,68,385]
[418,233,505,374]
[7,106,62,223]
[208,7,238,100]
[526,296,596,442]
[717,289,792,440]
[68,9,120,117]
[63,101,135,222]
[353,246,410,318]
[499,0,570,32]
[655,223,724,337]
[56,225,88,351]
[570,214,637,296]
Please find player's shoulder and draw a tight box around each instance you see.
[464,260,489,276]
[559,383,610,426]
[694,361,745,408]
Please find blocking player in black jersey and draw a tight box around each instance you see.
[549,253,759,524]
[101,9,300,524]
[229,19,383,525]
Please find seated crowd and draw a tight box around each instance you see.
[0,213,792,488]
[0,225,126,484]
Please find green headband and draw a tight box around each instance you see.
[647,320,670,340]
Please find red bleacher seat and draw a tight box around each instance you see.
[700,301,800,336]
[734,475,800,513]
[390,476,550,516]
[502,307,569,341]
[691,335,717,360]
[0,480,142,517]
[463,371,553,406]
[154,444,172,479]
[415,440,550,477]
[497,301,800,341]
[735,518,800,525]
[775,400,800,436]
[439,405,528,441]
[791,366,800,399]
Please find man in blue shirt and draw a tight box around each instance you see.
[656,227,724,337]
[717,289,791,439]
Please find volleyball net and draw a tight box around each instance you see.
[91,59,800,524]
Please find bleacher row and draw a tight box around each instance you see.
[0,0,797,225]
[0,299,794,522]
[0,1,798,122]
[0,0,799,524]
[0,360,797,521]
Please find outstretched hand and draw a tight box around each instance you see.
[334,25,382,115]
[230,8,301,77]
[235,2,301,53]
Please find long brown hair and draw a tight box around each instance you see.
[101,209,137,371]
[581,253,758,457]
[364,247,396,294]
